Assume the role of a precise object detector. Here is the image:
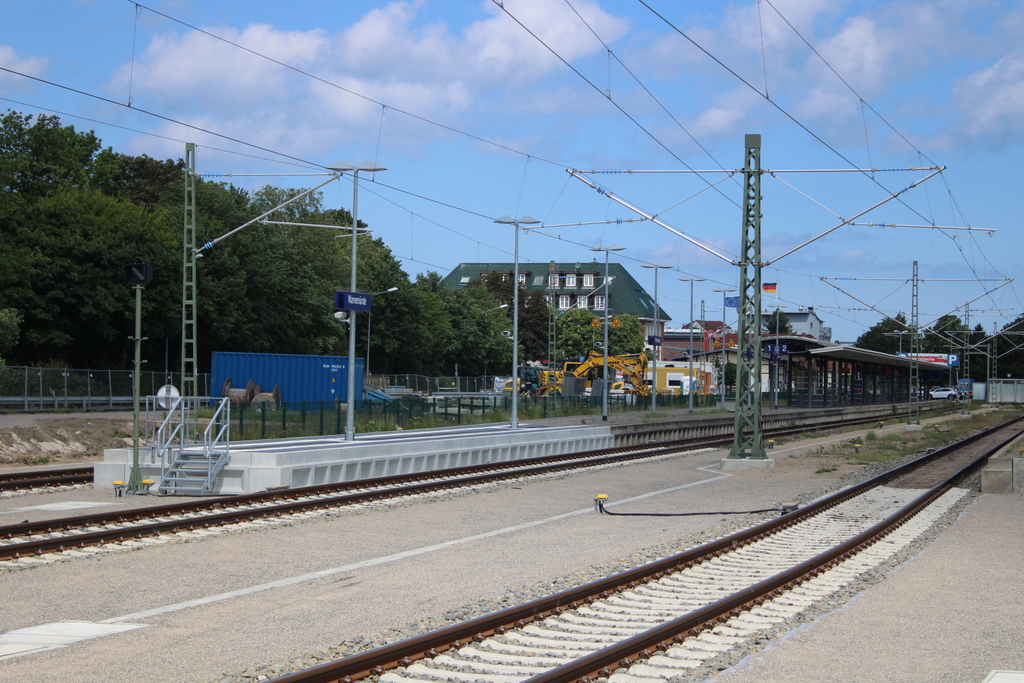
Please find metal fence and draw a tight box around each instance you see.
[223,391,719,440]
[987,379,1024,403]
[369,374,506,395]
[0,366,211,411]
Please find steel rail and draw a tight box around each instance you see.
[0,439,711,560]
[262,415,1024,683]
[0,466,93,491]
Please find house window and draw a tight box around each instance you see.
[565,273,576,288]
[533,275,545,286]
[558,294,571,309]
[583,273,594,288]
[549,274,559,288]
[594,294,606,309]
[459,276,471,285]
[517,273,527,286]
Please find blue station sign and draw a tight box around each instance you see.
[334,291,372,312]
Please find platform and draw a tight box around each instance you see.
[95,423,612,495]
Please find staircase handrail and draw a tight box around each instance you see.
[201,398,231,489]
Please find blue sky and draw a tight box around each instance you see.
[2,0,1021,344]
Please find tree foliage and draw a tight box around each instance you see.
[764,309,793,336]
[0,109,517,378]
[471,273,550,361]
[854,313,910,354]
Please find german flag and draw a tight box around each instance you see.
[762,282,778,294]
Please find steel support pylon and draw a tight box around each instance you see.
[181,143,198,402]
[908,261,921,424]
[728,134,767,460]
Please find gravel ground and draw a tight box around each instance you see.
[0,411,1019,683]
[211,458,1003,683]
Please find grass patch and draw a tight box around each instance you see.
[815,467,837,474]
[18,456,51,465]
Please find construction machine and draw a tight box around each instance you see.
[505,351,650,397]
[561,350,650,396]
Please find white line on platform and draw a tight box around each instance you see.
[103,454,726,625]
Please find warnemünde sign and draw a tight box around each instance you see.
[334,291,372,312]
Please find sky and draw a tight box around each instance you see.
[1,0,1021,345]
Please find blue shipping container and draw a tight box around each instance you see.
[211,352,364,403]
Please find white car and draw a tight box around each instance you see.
[929,387,957,400]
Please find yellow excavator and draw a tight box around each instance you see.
[506,351,650,397]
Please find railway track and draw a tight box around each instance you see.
[0,409,952,565]
[258,415,1024,683]
[0,466,93,492]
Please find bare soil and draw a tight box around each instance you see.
[0,413,136,468]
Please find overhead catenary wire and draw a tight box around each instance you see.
[8,3,1018,334]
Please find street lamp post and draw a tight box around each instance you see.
[366,287,398,377]
[712,287,737,410]
[328,161,386,441]
[590,244,626,421]
[495,215,539,429]
[679,277,705,413]
[642,264,671,412]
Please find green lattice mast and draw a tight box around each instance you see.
[908,261,920,424]
[181,143,198,401]
[728,134,767,460]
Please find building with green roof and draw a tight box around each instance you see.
[442,261,672,340]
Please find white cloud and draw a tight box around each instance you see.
[0,45,49,89]
[106,0,629,160]
[953,52,1024,146]
[111,24,328,112]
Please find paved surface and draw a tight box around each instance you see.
[1,406,1021,683]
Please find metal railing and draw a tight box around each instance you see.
[149,395,231,495]
[0,366,210,411]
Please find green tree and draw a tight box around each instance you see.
[0,191,178,367]
[472,273,550,361]
[923,314,965,354]
[99,153,184,210]
[0,110,114,200]
[764,309,793,335]
[996,315,1024,380]
[855,313,910,354]
[607,313,645,355]
[0,308,21,364]
[556,308,601,361]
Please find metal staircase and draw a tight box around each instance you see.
[150,395,231,495]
